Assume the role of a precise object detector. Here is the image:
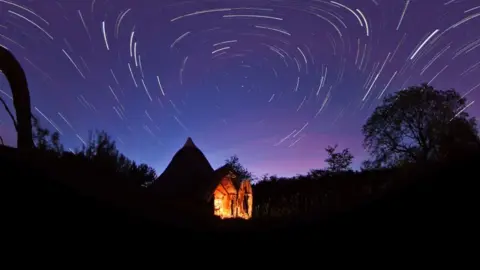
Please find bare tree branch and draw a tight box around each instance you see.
[0,95,18,131]
[0,46,34,150]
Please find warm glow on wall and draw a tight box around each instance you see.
[213,175,252,220]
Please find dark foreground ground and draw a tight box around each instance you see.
[1,145,478,246]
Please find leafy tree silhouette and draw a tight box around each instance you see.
[31,116,63,154]
[225,155,253,181]
[362,84,479,168]
[324,144,354,172]
[307,169,329,178]
[76,130,157,186]
[28,117,157,186]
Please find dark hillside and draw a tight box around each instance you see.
[0,145,219,240]
[3,144,477,244]
[310,154,478,242]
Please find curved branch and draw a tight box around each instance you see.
[0,46,34,150]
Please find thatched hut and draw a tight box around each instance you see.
[151,138,252,219]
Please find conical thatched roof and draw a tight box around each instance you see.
[183,137,196,148]
[151,138,216,201]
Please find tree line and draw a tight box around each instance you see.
[227,83,479,218]
[1,47,157,186]
[29,116,157,186]
[1,45,479,200]
[228,83,479,182]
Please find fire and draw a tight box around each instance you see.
[213,177,252,220]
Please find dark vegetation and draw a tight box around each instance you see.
[225,154,253,181]
[1,47,479,241]
[252,84,479,222]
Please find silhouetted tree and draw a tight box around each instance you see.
[225,155,253,181]
[81,131,119,170]
[0,46,34,150]
[31,116,63,154]
[324,144,354,172]
[307,169,329,178]
[360,160,376,171]
[133,163,157,186]
[259,173,269,181]
[77,130,157,186]
[27,121,157,186]
[362,84,479,168]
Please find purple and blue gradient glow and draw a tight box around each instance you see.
[0,0,479,177]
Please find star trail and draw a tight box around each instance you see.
[0,0,479,177]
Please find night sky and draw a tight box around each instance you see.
[0,0,479,177]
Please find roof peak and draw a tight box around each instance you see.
[183,137,196,148]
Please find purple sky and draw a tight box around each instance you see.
[1,0,479,178]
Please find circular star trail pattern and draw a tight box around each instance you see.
[0,0,479,176]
